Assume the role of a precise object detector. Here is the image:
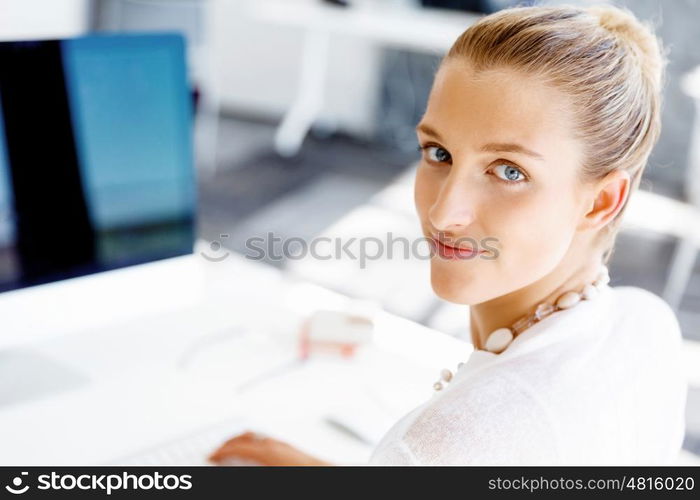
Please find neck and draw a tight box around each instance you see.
[468,252,604,351]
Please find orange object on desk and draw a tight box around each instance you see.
[298,309,374,360]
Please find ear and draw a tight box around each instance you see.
[579,169,631,231]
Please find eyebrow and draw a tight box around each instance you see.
[480,142,545,161]
[416,123,545,161]
[416,123,444,142]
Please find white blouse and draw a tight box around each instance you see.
[369,284,687,465]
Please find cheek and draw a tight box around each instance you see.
[490,187,577,273]
[414,167,439,221]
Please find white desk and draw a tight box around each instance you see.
[246,0,481,156]
[0,248,470,465]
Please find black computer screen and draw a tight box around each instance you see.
[0,33,196,293]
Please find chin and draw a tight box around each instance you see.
[430,268,484,305]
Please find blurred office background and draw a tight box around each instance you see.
[2,0,700,462]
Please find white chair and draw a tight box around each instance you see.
[656,67,700,310]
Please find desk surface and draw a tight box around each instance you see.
[0,250,470,465]
[248,0,481,54]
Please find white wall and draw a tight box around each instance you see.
[209,0,381,137]
[0,0,90,41]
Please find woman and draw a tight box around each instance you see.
[209,4,687,465]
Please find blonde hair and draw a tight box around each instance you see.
[446,4,667,265]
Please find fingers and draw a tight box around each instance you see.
[232,431,268,442]
[217,431,264,446]
[208,431,270,464]
[209,441,258,463]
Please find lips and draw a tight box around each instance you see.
[430,235,483,260]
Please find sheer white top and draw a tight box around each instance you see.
[369,284,687,465]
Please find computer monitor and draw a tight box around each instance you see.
[0,33,196,293]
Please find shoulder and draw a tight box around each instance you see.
[400,370,561,465]
[609,285,681,341]
[611,285,674,313]
[611,285,674,315]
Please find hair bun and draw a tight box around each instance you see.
[588,6,664,89]
[591,5,637,32]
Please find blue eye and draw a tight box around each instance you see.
[493,163,526,183]
[422,146,451,164]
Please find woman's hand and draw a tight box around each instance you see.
[208,431,330,466]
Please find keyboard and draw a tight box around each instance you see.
[110,418,248,465]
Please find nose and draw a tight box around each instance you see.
[428,173,475,234]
